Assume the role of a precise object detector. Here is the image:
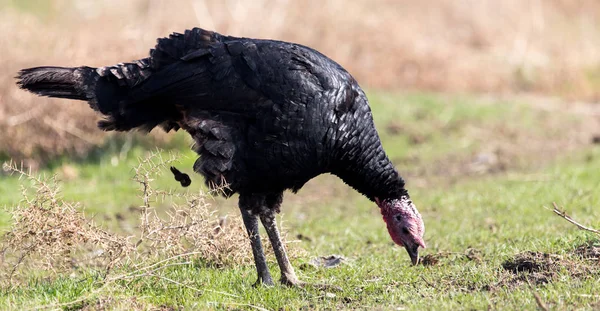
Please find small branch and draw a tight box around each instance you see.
[528,283,549,311]
[420,275,437,289]
[147,273,204,294]
[147,273,240,299]
[117,261,193,280]
[108,251,207,283]
[216,302,271,311]
[550,202,600,236]
[25,282,112,311]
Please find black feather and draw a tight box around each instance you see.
[170,166,191,187]
[16,27,410,212]
[17,66,92,101]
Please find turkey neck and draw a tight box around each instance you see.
[329,113,408,202]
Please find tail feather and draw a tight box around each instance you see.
[15,28,228,134]
[16,66,93,101]
[16,64,180,133]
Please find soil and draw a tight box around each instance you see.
[418,248,482,266]
[498,247,600,289]
[418,244,600,292]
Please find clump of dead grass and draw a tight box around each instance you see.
[0,151,302,290]
[129,151,267,267]
[0,162,131,284]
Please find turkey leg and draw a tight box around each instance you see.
[259,210,301,286]
[238,205,274,286]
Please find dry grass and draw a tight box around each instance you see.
[0,162,130,285]
[1,0,600,164]
[0,151,301,288]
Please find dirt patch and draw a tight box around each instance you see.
[418,248,482,266]
[418,254,441,266]
[501,252,564,286]
[502,251,564,274]
[574,241,600,261]
[498,250,599,288]
[417,246,600,294]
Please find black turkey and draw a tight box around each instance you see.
[17,28,425,286]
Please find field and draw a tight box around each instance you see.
[1,1,600,310]
[1,92,600,310]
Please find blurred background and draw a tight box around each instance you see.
[2,2,600,308]
[1,0,600,166]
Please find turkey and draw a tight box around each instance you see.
[16,27,426,287]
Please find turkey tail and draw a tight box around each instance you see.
[16,66,96,102]
[16,66,125,120]
[16,61,180,133]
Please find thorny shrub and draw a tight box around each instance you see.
[0,151,302,287]
[0,164,130,284]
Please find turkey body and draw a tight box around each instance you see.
[182,37,346,196]
[141,32,400,202]
[17,28,412,286]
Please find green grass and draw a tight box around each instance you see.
[0,92,599,310]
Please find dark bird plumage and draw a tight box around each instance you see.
[16,28,425,286]
[170,166,191,187]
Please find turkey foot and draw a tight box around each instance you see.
[280,273,303,287]
[257,199,343,291]
[253,276,275,287]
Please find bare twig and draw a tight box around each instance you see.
[217,302,271,311]
[24,282,113,311]
[110,257,240,299]
[528,283,549,311]
[550,202,600,236]
[108,251,204,281]
[420,275,438,289]
[576,294,600,298]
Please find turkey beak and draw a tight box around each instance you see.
[405,243,419,265]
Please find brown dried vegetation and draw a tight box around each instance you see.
[0,152,301,287]
[0,163,130,283]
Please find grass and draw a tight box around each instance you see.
[0,92,599,310]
